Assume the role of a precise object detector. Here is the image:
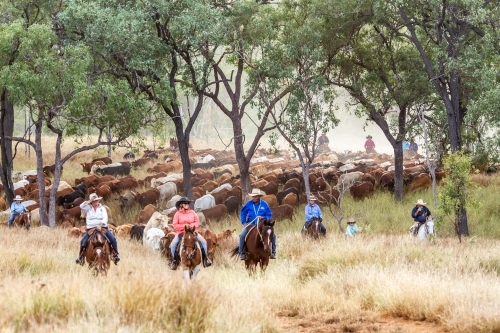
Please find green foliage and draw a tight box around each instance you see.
[438,153,480,223]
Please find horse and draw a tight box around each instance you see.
[85,225,111,276]
[179,225,202,281]
[230,218,275,274]
[409,219,435,240]
[14,212,31,230]
[303,217,324,239]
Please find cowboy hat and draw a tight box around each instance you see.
[415,199,426,205]
[366,135,373,139]
[89,193,103,202]
[248,188,266,197]
[13,195,23,201]
[308,195,318,201]
[175,197,193,209]
[347,217,356,223]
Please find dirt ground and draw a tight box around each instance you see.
[277,314,448,333]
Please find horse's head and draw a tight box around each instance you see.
[23,212,31,230]
[182,225,198,260]
[306,217,322,239]
[258,218,275,254]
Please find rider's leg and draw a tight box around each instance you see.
[196,233,212,267]
[238,226,250,259]
[320,224,326,236]
[7,214,17,228]
[105,228,120,263]
[170,234,180,259]
[270,233,277,259]
[301,221,308,233]
[76,231,89,265]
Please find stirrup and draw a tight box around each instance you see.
[270,252,276,259]
[111,253,120,265]
[75,256,85,266]
[239,253,247,260]
[203,258,212,267]
[169,260,178,270]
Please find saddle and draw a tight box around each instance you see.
[84,227,111,248]
[172,232,208,266]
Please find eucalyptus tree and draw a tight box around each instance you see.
[61,0,218,198]
[0,0,60,205]
[0,24,150,227]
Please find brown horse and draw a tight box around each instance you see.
[304,217,324,240]
[85,226,111,276]
[231,218,275,274]
[179,225,202,281]
[14,212,31,230]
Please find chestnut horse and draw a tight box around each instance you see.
[179,225,202,281]
[85,226,111,276]
[14,212,31,230]
[304,217,324,240]
[231,218,275,274]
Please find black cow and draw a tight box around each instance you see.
[130,225,145,241]
[192,161,217,170]
[123,151,136,159]
[223,196,239,215]
[276,186,299,205]
[72,183,87,195]
[95,163,131,177]
[57,189,85,206]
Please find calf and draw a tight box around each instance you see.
[130,225,146,241]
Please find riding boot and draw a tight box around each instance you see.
[201,248,212,268]
[75,248,85,266]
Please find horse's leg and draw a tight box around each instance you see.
[182,269,191,282]
[191,264,201,279]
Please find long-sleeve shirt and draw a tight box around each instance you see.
[80,202,108,229]
[172,209,199,234]
[345,224,358,236]
[10,202,26,216]
[305,204,322,222]
[240,199,272,225]
[411,205,431,222]
[364,139,375,149]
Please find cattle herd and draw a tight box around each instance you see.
[0,145,445,264]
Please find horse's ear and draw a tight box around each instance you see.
[270,220,276,227]
[184,225,188,232]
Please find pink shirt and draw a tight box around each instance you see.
[364,139,375,149]
[172,209,199,234]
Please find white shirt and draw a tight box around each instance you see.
[80,201,108,229]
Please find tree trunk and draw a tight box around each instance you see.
[0,88,15,205]
[459,202,469,237]
[34,118,49,226]
[175,121,192,200]
[393,142,404,201]
[301,160,311,197]
[232,117,250,202]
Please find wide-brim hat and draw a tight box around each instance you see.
[14,195,23,201]
[89,193,103,202]
[248,188,266,197]
[415,199,426,205]
[347,217,356,223]
[366,135,372,139]
[175,197,193,209]
[308,195,318,201]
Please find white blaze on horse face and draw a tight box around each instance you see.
[96,249,102,256]
[266,229,272,247]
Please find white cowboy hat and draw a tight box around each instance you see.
[347,217,356,223]
[89,193,103,202]
[415,199,426,205]
[14,195,23,201]
[308,195,318,201]
[248,188,266,197]
[366,135,373,139]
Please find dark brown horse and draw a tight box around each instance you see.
[231,218,275,274]
[304,217,324,240]
[180,225,202,281]
[14,212,31,230]
[85,226,111,276]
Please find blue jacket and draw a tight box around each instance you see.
[10,202,26,216]
[305,203,322,222]
[346,224,358,236]
[411,205,431,222]
[240,199,272,225]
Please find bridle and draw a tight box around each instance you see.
[182,230,198,260]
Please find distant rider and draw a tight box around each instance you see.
[411,199,432,235]
[302,195,326,235]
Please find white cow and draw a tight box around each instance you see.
[165,195,182,210]
[143,212,170,246]
[12,170,37,181]
[196,155,215,164]
[339,163,355,172]
[90,162,122,175]
[162,207,177,215]
[211,183,232,194]
[151,173,183,187]
[13,180,29,190]
[46,181,72,192]
[156,182,177,202]
[337,171,364,190]
[194,194,215,212]
[144,228,166,250]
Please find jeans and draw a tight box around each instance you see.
[80,227,118,253]
[239,225,277,255]
[302,221,326,235]
[170,233,208,258]
[8,213,20,227]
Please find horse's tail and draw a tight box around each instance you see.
[229,246,239,258]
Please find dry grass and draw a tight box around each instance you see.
[2,136,500,332]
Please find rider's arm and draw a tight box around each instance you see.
[304,206,312,221]
[79,201,92,213]
[240,202,248,225]
[100,206,108,225]
[262,201,272,220]
[317,206,323,219]
[191,210,200,229]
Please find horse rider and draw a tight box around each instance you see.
[76,193,120,265]
[411,199,432,235]
[239,188,276,260]
[318,131,329,146]
[302,195,326,235]
[364,135,376,154]
[169,197,212,270]
[8,195,27,228]
[345,217,358,237]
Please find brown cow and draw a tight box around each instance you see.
[113,176,139,193]
[361,173,376,187]
[81,160,106,174]
[59,206,82,223]
[407,173,431,192]
[212,188,230,205]
[131,158,155,168]
[138,172,167,187]
[261,194,278,208]
[136,188,161,208]
[75,175,99,188]
[0,198,6,210]
[350,181,375,201]
[283,178,302,193]
[135,204,156,224]
[201,181,218,193]
[282,193,298,207]
[198,228,218,262]
[90,185,112,201]
[259,181,278,196]
[271,204,294,222]
[201,204,228,223]
[67,227,83,238]
[313,188,340,206]
[115,224,134,238]
[217,229,236,242]
[63,197,85,209]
